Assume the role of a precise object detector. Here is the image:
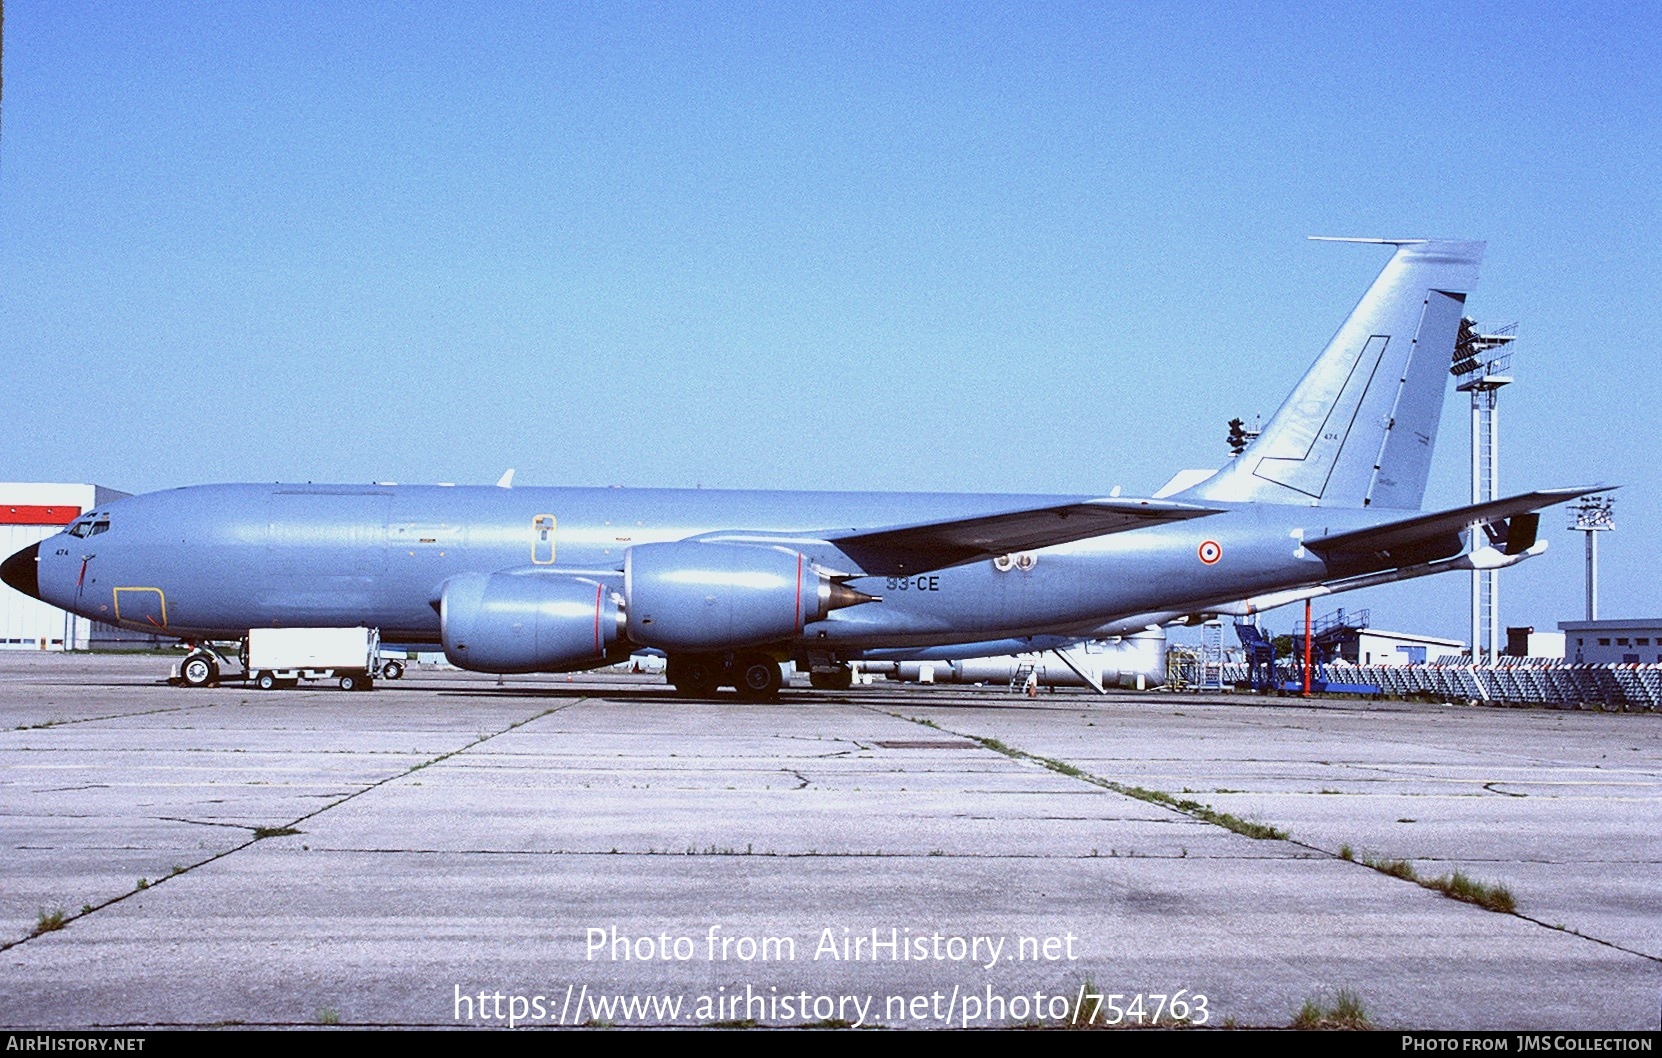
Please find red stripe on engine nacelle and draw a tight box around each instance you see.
[1,505,82,525]
[593,584,604,657]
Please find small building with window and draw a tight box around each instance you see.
[1558,619,1662,665]
[1344,628,1467,666]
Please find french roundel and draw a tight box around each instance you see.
[1197,540,1223,565]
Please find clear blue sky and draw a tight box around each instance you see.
[3,2,1657,642]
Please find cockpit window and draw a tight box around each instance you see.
[67,516,109,538]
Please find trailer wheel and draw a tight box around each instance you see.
[256,672,277,691]
[181,655,218,688]
[381,660,404,680]
[809,666,854,691]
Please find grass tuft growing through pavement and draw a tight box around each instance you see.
[1427,870,1516,914]
[1361,855,1418,881]
[1355,855,1518,914]
[1291,987,1372,1030]
[31,909,67,936]
[962,736,1288,840]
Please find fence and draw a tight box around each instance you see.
[1210,656,1661,710]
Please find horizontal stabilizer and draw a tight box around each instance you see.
[1153,469,1218,498]
[827,498,1220,577]
[1304,487,1607,557]
[1201,540,1551,620]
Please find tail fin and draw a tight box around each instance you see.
[1180,238,1482,510]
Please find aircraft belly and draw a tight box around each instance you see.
[817,554,1155,644]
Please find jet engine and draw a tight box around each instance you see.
[440,572,623,673]
[624,541,873,652]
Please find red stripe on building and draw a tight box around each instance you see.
[1,506,82,525]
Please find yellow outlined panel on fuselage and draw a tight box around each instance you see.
[113,587,168,629]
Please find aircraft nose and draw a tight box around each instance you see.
[2,542,42,601]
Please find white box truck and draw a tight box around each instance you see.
[243,627,384,691]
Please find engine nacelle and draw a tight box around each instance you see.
[624,541,869,652]
[440,572,622,673]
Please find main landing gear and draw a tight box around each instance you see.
[666,652,785,701]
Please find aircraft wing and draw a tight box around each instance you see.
[824,497,1222,576]
[1303,486,1608,559]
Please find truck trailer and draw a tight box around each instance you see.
[242,627,385,690]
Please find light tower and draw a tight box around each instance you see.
[1451,318,1517,663]
[1569,495,1615,620]
[1225,415,1261,458]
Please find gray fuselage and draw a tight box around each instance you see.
[26,482,1415,655]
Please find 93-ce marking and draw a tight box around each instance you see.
[885,576,941,592]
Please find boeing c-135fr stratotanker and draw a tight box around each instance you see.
[2,240,1602,698]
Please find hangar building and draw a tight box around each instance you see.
[1,482,154,650]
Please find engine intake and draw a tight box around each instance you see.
[440,572,622,673]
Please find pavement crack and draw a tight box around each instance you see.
[1516,918,1662,963]
[1,700,578,953]
[10,703,217,730]
[156,816,265,831]
[290,702,578,826]
[871,707,1290,842]
[871,705,1662,965]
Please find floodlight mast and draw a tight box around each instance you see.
[1570,496,1615,621]
[1451,318,1517,663]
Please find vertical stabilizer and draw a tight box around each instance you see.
[1181,239,1482,510]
